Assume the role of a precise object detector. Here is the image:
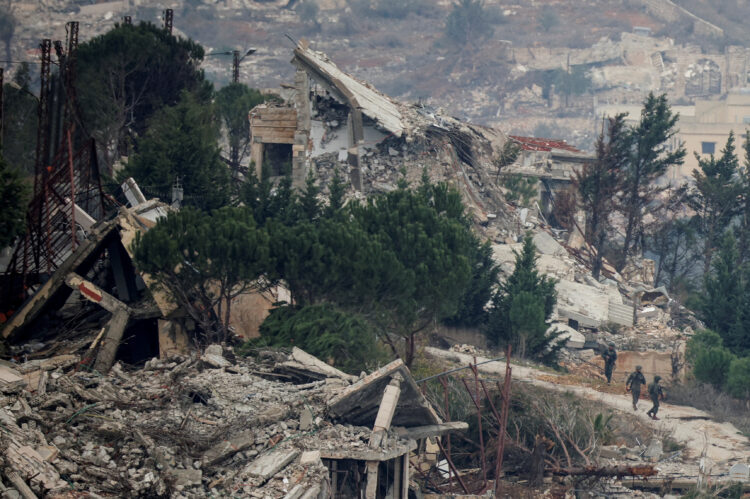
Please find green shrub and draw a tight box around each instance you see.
[247,303,388,374]
[486,233,561,364]
[692,345,735,388]
[686,329,723,363]
[726,357,750,399]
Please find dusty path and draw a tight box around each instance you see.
[425,347,750,474]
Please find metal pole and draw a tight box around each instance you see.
[472,362,487,489]
[67,129,76,250]
[232,50,240,83]
[438,376,452,489]
[163,9,173,35]
[494,345,513,496]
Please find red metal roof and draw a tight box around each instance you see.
[509,135,583,153]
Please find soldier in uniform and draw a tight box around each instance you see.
[601,342,617,384]
[625,365,647,411]
[646,376,665,420]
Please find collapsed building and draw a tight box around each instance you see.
[0,39,729,498]
[249,41,525,235]
[0,343,472,498]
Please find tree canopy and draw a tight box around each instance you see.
[132,206,271,343]
[690,132,742,277]
[214,83,267,173]
[119,90,230,211]
[76,22,209,170]
[575,114,629,279]
[619,92,685,268]
[486,233,561,363]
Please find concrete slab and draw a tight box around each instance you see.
[532,231,567,257]
[556,279,610,327]
[547,323,585,349]
[244,449,299,480]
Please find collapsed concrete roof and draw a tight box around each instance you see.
[292,40,408,137]
[328,359,441,427]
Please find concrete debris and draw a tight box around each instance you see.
[644,439,663,462]
[548,323,585,349]
[0,348,434,498]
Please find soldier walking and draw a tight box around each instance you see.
[625,365,646,411]
[601,342,617,384]
[646,376,665,420]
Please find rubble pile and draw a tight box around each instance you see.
[0,347,420,498]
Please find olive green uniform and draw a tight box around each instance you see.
[602,347,617,383]
[646,378,664,419]
[626,370,646,410]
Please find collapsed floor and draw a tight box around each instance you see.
[1,346,457,498]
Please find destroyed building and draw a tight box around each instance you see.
[1,343,473,498]
[4,33,747,498]
[248,40,529,241]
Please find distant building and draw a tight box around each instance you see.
[596,91,750,183]
[675,91,750,178]
[504,136,594,217]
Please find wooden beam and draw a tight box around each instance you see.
[1,221,118,340]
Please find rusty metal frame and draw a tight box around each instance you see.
[416,347,513,495]
[3,30,106,314]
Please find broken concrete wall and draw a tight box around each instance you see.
[249,105,298,180]
[592,349,682,383]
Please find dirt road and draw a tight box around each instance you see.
[425,347,750,473]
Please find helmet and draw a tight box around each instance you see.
[636,365,642,371]
[654,376,661,382]
[608,342,615,347]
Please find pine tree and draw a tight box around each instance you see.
[325,168,346,217]
[444,239,499,328]
[619,93,686,268]
[690,132,742,277]
[574,114,629,280]
[133,206,272,342]
[120,91,230,211]
[700,232,744,347]
[737,130,750,265]
[76,22,209,170]
[298,170,321,222]
[487,233,560,362]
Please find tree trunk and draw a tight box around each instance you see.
[528,435,547,487]
[404,333,415,368]
[621,174,642,270]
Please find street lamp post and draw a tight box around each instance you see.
[205,47,256,84]
[204,48,257,179]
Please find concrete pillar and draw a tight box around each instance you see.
[401,454,409,498]
[365,461,379,499]
[393,456,402,498]
[370,374,402,448]
[94,307,130,374]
